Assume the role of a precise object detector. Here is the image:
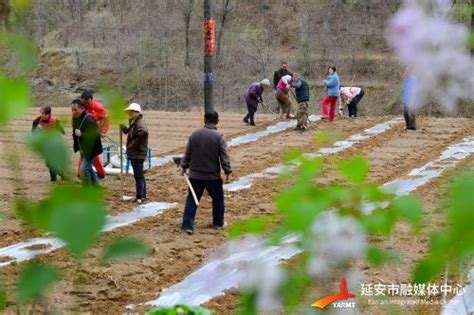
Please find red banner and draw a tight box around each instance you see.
[204,18,215,56]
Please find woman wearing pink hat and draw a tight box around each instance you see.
[120,103,149,204]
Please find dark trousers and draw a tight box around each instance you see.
[181,178,225,230]
[243,104,257,125]
[130,159,146,199]
[348,89,364,117]
[45,161,59,182]
[403,103,416,130]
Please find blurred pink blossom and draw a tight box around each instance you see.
[387,0,474,111]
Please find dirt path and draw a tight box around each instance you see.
[0,115,472,314]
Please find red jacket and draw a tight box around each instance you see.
[85,99,110,134]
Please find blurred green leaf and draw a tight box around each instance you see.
[102,238,152,262]
[413,174,474,283]
[9,0,32,14]
[313,130,329,146]
[27,129,69,177]
[284,148,301,163]
[277,186,330,231]
[360,210,395,236]
[16,263,59,303]
[366,246,388,266]
[446,174,473,236]
[296,156,322,184]
[338,156,368,184]
[0,278,6,310]
[238,290,257,315]
[0,76,31,124]
[469,33,474,49]
[229,217,269,239]
[99,86,127,124]
[413,254,444,283]
[147,305,213,315]
[389,196,423,232]
[363,185,391,202]
[0,32,37,72]
[280,270,312,311]
[49,186,106,258]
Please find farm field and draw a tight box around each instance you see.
[0,108,472,314]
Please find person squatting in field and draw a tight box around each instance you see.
[243,78,271,126]
[273,61,293,113]
[77,90,110,179]
[321,66,340,122]
[120,103,149,204]
[339,86,365,118]
[71,99,103,186]
[180,111,232,235]
[291,73,310,132]
[31,105,66,182]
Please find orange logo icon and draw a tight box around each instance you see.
[312,278,356,309]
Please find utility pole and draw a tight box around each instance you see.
[204,0,215,111]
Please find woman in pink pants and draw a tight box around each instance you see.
[321,66,340,122]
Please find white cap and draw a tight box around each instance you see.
[260,78,271,87]
[125,103,142,113]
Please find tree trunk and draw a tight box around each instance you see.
[216,0,232,65]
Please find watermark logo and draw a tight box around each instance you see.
[312,278,356,309]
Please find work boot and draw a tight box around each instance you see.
[243,118,249,125]
[181,228,194,235]
[249,122,256,126]
[213,222,228,230]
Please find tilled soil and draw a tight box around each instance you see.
[0,113,472,314]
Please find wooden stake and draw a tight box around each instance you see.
[119,127,124,199]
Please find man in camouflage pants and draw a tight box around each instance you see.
[291,74,310,131]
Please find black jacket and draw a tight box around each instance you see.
[293,79,310,103]
[273,68,292,88]
[72,112,103,160]
[181,123,232,180]
[121,114,149,160]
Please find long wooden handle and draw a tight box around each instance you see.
[184,173,199,206]
[119,128,124,196]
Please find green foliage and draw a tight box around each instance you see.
[0,76,31,124]
[414,174,474,283]
[16,263,59,303]
[238,290,257,315]
[17,185,106,258]
[0,32,37,73]
[147,305,213,315]
[366,246,389,266]
[229,217,270,239]
[9,0,32,15]
[27,129,69,177]
[454,4,472,23]
[280,269,312,311]
[388,196,423,231]
[338,156,368,184]
[0,279,6,311]
[99,86,128,124]
[102,238,152,262]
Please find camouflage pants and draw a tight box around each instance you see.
[296,102,309,129]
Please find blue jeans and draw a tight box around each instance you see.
[80,157,99,186]
[181,178,225,230]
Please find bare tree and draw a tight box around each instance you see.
[179,0,195,67]
[0,0,10,29]
[216,0,234,64]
